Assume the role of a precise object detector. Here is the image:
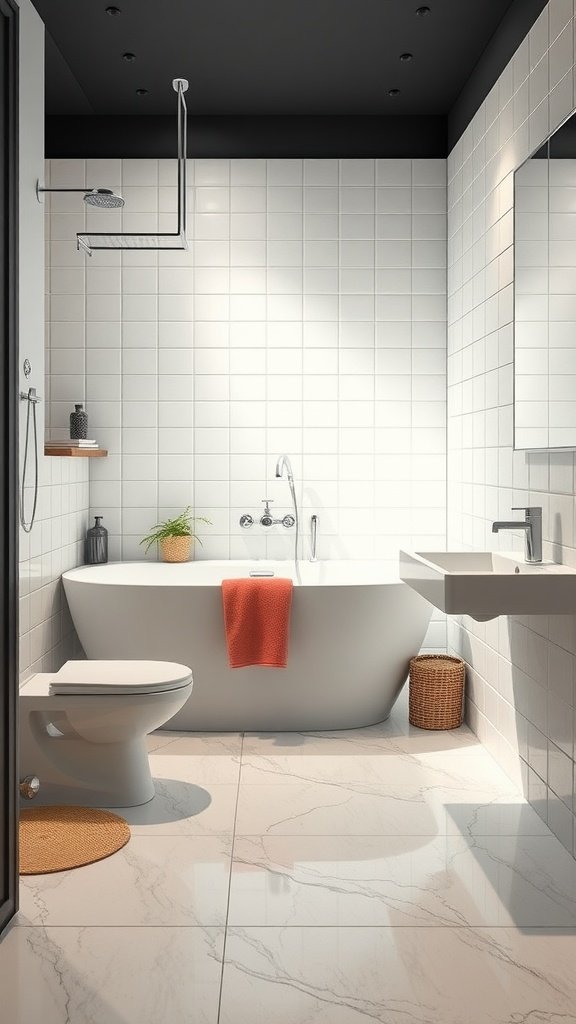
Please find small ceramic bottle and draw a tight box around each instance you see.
[70,403,88,439]
[85,516,108,564]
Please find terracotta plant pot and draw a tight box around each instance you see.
[159,536,193,563]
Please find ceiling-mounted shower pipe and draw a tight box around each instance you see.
[35,183,125,208]
[75,77,189,254]
[37,78,189,254]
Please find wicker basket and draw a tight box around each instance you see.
[409,654,465,730]
[160,536,193,563]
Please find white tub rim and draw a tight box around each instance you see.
[63,559,404,588]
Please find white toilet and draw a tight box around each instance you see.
[19,660,193,807]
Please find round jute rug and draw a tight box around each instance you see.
[19,805,131,875]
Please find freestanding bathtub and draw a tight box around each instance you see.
[62,561,431,732]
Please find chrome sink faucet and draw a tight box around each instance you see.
[491,506,542,563]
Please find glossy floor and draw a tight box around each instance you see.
[4,696,576,1023]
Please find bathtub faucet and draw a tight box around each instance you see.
[275,454,300,573]
[259,500,295,529]
[275,454,294,483]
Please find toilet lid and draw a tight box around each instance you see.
[48,660,193,696]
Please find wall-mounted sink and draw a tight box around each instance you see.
[400,550,576,621]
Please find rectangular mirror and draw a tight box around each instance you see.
[514,111,576,450]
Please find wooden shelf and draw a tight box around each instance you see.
[45,446,108,458]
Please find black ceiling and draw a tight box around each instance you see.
[32,0,548,157]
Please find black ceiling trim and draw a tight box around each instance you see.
[46,113,447,159]
[448,0,548,151]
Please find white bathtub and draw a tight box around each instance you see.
[62,561,432,732]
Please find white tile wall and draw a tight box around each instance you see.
[515,154,576,448]
[46,157,447,649]
[19,457,89,686]
[17,1,89,689]
[447,0,576,855]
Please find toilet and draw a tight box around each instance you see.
[19,660,193,808]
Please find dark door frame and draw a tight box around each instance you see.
[0,0,19,939]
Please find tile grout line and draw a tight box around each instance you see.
[216,730,245,1024]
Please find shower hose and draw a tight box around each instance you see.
[20,387,39,533]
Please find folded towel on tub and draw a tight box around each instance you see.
[221,577,293,668]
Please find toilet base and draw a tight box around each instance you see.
[20,733,156,808]
[19,670,193,808]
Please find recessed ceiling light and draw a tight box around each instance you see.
[416,5,431,15]
[399,52,413,62]
[388,88,401,97]
[105,5,121,15]
[122,52,136,62]
[136,88,149,96]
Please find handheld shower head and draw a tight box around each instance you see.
[83,188,125,209]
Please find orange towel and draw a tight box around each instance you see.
[221,577,293,669]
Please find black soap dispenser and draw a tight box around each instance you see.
[86,516,108,564]
[70,403,88,439]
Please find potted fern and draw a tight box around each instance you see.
[140,507,211,563]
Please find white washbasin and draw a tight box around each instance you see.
[400,550,576,620]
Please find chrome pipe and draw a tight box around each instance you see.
[173,77,188,242]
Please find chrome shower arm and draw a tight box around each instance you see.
[36,182,123,206]
[37,185,102,194]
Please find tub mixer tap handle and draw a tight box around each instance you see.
[260,500,274,527]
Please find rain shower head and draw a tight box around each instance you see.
[83,188,124,209]
[36,181,125,208]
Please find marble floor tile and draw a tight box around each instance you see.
[440,798,551,837]
[9,712,573,1021]
[108,781,239,836]
[219,925,576,1024]
[390,723,485,756]
[228,834,576,927]
[149,742,242,785]
[240,748,513,790]
[242,720,483,758]
[148,730,242,762]
[19,836,232,927]
[0,924,224,1024]
[234,779,536,837]
[147,730,178,753]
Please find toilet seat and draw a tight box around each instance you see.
[48,660,193,696]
